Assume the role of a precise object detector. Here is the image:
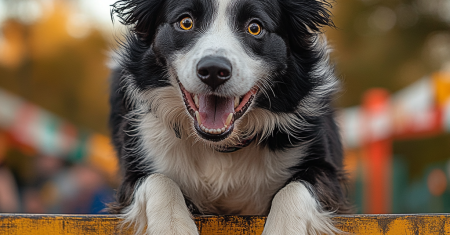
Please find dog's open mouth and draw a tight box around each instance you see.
[180,84,257,142]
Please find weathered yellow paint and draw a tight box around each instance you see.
[1,214,450,235]
[333,214,450,235]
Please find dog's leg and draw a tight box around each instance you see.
[121,173,199,235]
[262,181,340,235]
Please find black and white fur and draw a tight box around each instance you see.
[108,0,352,234]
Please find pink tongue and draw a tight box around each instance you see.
[199,95,234,129]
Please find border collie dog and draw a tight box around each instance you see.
[108,0,351,234]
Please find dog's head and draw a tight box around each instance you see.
[112,0,335,147]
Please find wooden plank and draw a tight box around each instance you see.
[334,214,450,235]
[1,214,450,234]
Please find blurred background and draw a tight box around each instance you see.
[0,0,449,214]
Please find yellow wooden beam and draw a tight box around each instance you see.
[0,214,450,234]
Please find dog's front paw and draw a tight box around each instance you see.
[262,182,340,235]
[121,174,199,235]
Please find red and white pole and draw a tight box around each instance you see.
[361,89,392,214]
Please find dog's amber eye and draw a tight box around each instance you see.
[180,17,193,30]
[248,22,261,36]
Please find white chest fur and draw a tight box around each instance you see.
[137,111,304,215]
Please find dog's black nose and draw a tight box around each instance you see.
[197,56,232,90]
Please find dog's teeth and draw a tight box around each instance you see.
[195,111,202,125]
[200,126,226,135]
[234,97,239,109]
[225,113,233,126]
[194,95,199,108]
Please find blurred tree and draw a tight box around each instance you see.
[0,0,110,134]
[326,0,450,107]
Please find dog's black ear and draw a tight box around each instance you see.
[111,0,164,43]
[279,0,334,49]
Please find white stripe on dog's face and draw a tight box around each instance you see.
[173,0,267,97]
